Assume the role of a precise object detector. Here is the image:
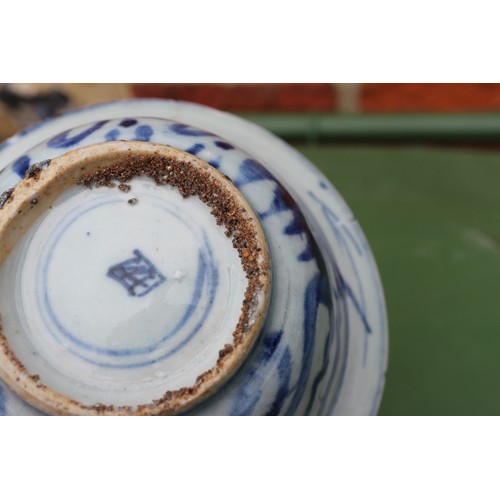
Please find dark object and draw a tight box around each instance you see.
[0,84,69,119]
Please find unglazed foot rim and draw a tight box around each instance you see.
[0,141,271,415]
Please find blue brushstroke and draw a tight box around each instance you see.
[12,155,30,177]
[309,190,371,365]
[47,121,108,148]
[230,330,284,415]
[258,186,290,220]
[342,225,363,257]
[254,180,315,263]
[105,128,120,141]
[265,347,292,415]
[262,330,284,359]
[158,249,208,343]
[305,273,335,415]
[0,110,57,155]
[333,265,371,334]
[207,157,221,169]
[150,237,219,361]
[134,125,153,142]
[284,211,306,235]
[120,119,138,127]
[349,221,387,415]
[214,141,234,150]
[185,143,205,155]
[232,159,273,188]
[170,123,215,137]
[337,226,369,364]
[308,191,371,336]
[317,259,347,416]
[285,273,321,415]
[0,382,6,415]
[309,191,338,222]
[298,245,314,262]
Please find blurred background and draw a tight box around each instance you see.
[1,83,499,416]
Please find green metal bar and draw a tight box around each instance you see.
[239,113,500,142]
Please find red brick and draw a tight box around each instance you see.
[361,84,500,113]
[132,84,337,112]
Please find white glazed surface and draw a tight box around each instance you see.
[0,100,388,415]
[0,178,247,407]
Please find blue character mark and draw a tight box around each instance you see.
[107,249,166,297]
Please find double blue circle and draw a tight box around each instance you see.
[34,194,220,369]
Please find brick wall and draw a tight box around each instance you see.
[132,83,500,113]
[361,84,500,113]
[132,84,337,112]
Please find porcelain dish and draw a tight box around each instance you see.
[0,99,388,415]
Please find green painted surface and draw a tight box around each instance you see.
[296,145,500,416]
[242,112,500,142]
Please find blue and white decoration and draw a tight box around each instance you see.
[0,99,388,416]
[107,249,167,298]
